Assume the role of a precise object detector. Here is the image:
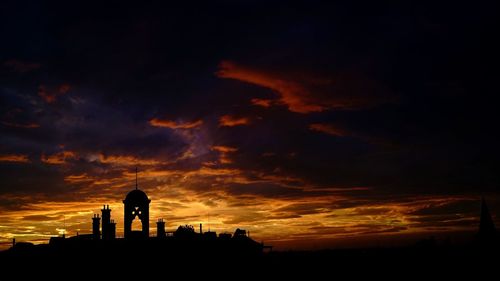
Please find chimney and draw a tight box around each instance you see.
[92,214,101,240]
[157,218,166,238]
[200,223,203,234]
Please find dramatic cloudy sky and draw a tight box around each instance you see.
[1,1,499,250]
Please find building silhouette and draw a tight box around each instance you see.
[123,188,151,239]
[123,169,151,239]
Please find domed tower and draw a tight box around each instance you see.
[123,169,151,239]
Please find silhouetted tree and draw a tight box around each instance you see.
[174,224,195,238]
[233,228,247,238]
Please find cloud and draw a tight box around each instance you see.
[1,108,40,129]
[251,98,272,108]
[41,151,78,165]
[38,83,72,103]
[4,59,41,73]
[1,121,40,128]
[219,115,250,127]
[0,154,30,163]
[64,173,92,184]
[309,123,348,137]
[97,153,162,166]
[211,146,238,153]
[212,145,238,164]
[149,118,203,129]
[216,60,392,113]
[216,60,324,113]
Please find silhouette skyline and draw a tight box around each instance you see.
[1,1,500,252]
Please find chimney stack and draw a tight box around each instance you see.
[157,218,166,238]
[92,214,101,240]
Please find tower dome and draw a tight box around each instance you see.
[124,189,149,203]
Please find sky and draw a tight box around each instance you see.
[1,1,499,250]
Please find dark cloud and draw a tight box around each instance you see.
[3,59,41,73]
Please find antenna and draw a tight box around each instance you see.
[135,167,138,190]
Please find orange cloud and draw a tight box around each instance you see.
[251,98,272,108]
[217,61,392,114]
[98,153,162,166]
[212,145,238,164]
[0,154,30,163]
[216,61,326,113]
[212,146,238,153]
[41,151,78,165]
[149,118,203,129]
[38,83,72,103]
[219,115,250,127]
[309,123,347,137]
[64,173,92,184]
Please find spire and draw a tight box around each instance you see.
[479,197,496,238]
[135,167,138,190]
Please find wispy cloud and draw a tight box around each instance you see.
[251,98,272,108]
[216,60,325,113]
[212,145,238,164]
[0,154,30,163]
[309,123,348,137]
[216,60,392,113]
[41,151,78,165]
[219,115,250,127]
[149,118,203,129]
[97,153,163,166]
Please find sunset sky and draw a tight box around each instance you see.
[1,1,499,250]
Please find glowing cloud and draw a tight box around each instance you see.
[219,115,250,127]
[216,60,391,114]
[251,98,272,108]
[0,154,30,163]
[149,118,203,129]
[309,123,347,137]
[41,151,78,165]
[212,145,238,164]
[212,146,238,153]
[98,153,162,166]
[216,60,326,113]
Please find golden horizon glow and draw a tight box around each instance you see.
[0,163,481,250]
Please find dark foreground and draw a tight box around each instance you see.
[1,240,499,277]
